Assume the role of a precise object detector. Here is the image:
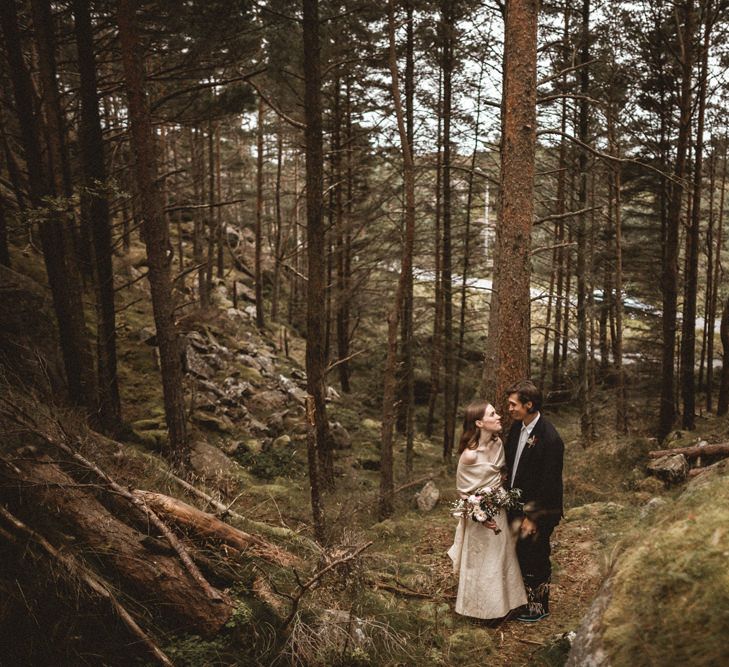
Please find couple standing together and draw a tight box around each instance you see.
[448,380,564,623]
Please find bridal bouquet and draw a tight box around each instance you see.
[451,486,522,534]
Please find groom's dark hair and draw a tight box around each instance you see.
[506,380,542,413]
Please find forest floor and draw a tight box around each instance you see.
[10,240,720,666]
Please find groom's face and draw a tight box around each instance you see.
[507,393,532,422]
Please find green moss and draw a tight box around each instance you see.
[233,363,263,385]
[446,628,493,664]
[600,467,729,666]
[162,635,227,666]
[130,418,164,431]
[132,429,168,450]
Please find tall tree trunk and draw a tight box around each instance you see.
[540,233,557,390]
[190,127,208,306]
[699,149,716,396]
[380,0,417,519]
[117,0,188,468]
[488,0,538,419]
[608,105,628,434]
[216,126,224,279]
[708,139,727,411]
[332,77,350,393]
[400,0,415,470]
[717,296,729,416]
[440,0,455,461]
[454,61,485,431]
[576,0,592,444]
[255,97,265,329]
[1,0,96,414]
[680,0,712,430]
[426,65,444,437]
[272,123,283,321]
[659,0,694,441]
[72,0,122,434]
[205,121,217,300]
[302,0,333,507]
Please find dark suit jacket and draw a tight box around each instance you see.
[505,414,564,528]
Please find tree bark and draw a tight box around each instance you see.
[4,457,233,635]
[718,296,729,415]
[576,0,592,443]
[488,0,539,417]
[426,64,444,437]
[659,0,694,441]
[708,139,727,411]
[72,0,122,434]
[680,0,712,430]
[0,0,96,414]
[117,0,188,467]
[440,0,455,461]
[255,97,266,328]
[380,0,417,519]
[302,0,333,503]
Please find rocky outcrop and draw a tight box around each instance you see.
[566,460,729,666]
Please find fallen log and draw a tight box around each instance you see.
[133,489,298,567]
[648,443,729,460]
[0,505,173,666]
[165,470,319,552]
[5,457,234,636]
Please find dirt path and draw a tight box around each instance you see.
[423,516,604,666]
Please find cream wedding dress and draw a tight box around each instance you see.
[447,442,527,619]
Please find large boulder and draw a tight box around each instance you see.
[566,460,729,666]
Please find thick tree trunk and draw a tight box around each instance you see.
[302,0,333,502]
[72,0,122,434]
[659,0,694,441]
[488,0,538,416]
[380,0,417,519]
[117,0,188,467]
[1,0,96,414]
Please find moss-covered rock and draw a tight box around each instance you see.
[567,461,729,666]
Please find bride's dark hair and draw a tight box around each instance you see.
[457,399,492,454]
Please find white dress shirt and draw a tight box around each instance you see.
[510,412,540,486]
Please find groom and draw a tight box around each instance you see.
[504,380,564,623]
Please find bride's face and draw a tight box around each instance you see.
[476,403,501,434]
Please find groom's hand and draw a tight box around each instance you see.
[520,517,538,538]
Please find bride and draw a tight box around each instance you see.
[448,400,527,619]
